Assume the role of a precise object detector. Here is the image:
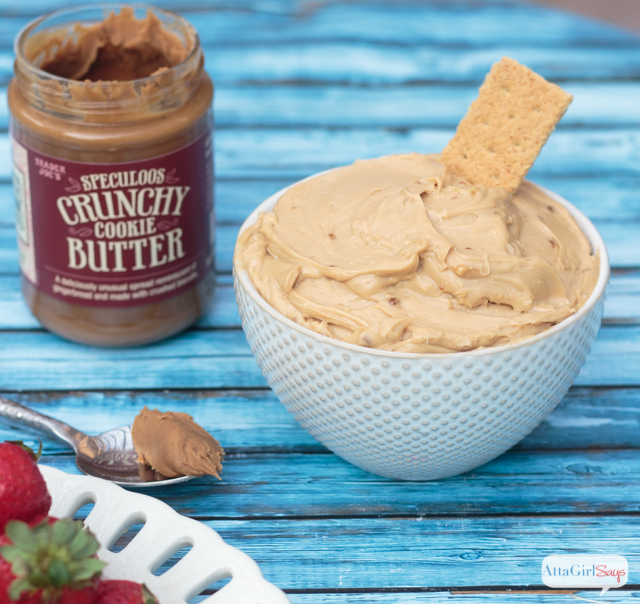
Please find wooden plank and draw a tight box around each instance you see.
[1,390,320,454]
[196,515,640,590]
[2,45,640,87]
[2,386,639,455]
[37,447,640,518]
[577,326,640,386]
[0,276,35,328]
[285,595,640,604]
[589,222,640,270]
[530,177,640,222]
[2,129,639,182]
[0,271,638,331]
[210,82,640,128]
[0,1,636,600]
[210,128,640,179]
[43,508,640,590]
[602,271,640,323]
[4,83,640,132]
[0,0,596,11]
[527,386,640,451]
[0,1,634,47]
[207,45,640,85]
[193,4,637,46]
[0,325,638,390]
[0,329,267,390]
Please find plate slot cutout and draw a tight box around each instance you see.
[187,573,232,603]
[106,514,147,553]
[72,499,96,522]
[150,540,193,576]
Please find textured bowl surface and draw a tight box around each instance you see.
[41,465,290,604]
[234,178,609,481]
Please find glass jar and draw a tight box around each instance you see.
[8,4,214,346]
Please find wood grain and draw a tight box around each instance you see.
[0,1,636,46]
[29,445,640,518]
[0,325,637,390]
[71,511,640,590]
[284,595,640,603]
[0,0,637,599]
[2,386,639,455]
[2,44,640,86]
[4,83,640,133]
[2,129,640,182]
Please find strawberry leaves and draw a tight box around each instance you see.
[142,584,159,604]
[0,518,104,602]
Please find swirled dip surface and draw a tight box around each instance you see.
[236,154,599,353]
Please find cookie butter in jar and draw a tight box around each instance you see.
[8,4,214,346]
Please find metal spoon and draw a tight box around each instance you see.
[0,397,191,487]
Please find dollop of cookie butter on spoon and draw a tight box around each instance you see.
[441,57,573,192]
[131,407,224,479]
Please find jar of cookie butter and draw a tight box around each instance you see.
[8,4,214,346]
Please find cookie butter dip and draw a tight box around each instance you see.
[235,154,599,353]
[131,407,223,479]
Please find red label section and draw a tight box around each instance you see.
[11,132,214,307]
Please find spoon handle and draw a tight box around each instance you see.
[0,397,84,450]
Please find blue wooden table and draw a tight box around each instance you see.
[1,0,640,601]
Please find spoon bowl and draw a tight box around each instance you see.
[0,398,192,487]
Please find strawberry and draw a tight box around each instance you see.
[0,518,104,603]
[0,538,39,603]
[0,442,51,532]
[95,580,158,604]
[57,585,96,604]
[0,532,42,603]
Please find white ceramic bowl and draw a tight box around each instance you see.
[233,175,609,481]
[42,465,290,604]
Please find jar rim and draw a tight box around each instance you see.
[13,2,202,113]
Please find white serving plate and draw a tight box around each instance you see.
[41,465,290,604]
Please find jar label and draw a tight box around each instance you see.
[11,132,214,307]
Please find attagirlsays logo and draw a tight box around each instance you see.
[541,555,628,595]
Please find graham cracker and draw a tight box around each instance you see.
[441,57,573,193]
